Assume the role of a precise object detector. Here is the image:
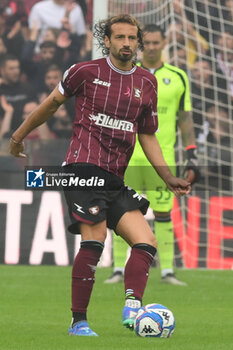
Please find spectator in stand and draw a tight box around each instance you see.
[38,64,63,102]
[0,99,52,140]
[39,64,74,134]
[28,0,86,53]
[22,100,52,140]
[166,20,209,69]
[79,24,93,61]
[0,0,27,59]
[184,0,222,43]
[205,105,232,191]
[0,54,36,132]
[206,105,231,145]
[21,21,60,93]
[166,0,209,69]
[215,27,233,104]
[191,58,228,143]
[38,41,60,67]
[43,28,62,43]
[21,17,84,90]
[57,14,86,66]
[223,0,233,24]
[0,95,14,138]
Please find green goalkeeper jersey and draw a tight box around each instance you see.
[131,62,192,163]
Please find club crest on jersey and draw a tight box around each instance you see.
[163,78,171,85]
[89,206,100,215]
[134,88,142,99]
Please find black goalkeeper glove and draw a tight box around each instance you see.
[183,146,201,184]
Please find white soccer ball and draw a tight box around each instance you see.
[134,303,175,338]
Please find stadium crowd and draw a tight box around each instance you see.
[0,0,92,140]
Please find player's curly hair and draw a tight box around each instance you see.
[93,14,144,56]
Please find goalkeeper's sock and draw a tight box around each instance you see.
[113,234,129,272]
[124,244,156,300]
[154,219,174,276]
[71,240,104,314]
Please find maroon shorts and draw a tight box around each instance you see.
[62,163,149,234]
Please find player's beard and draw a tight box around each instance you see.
[114,48,134,62]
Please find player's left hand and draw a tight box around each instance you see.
[166,175,191,196]
[183,146,201,184]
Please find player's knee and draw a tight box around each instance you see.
[133,233,157,248]
[80,221,107,242]
[149,235,157,248]
[153,211,171,223]
[132,243,157,257]
[81,240,104,253]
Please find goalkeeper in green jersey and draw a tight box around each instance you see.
[105,24,200,286]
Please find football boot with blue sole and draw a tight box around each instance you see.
[69,321,98,336]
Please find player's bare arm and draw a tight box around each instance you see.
[10,85,67,158]
[178,110,200,183]
[138,133,191,196]
[178,110,196,147]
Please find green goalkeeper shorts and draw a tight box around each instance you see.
[125,149,176,212]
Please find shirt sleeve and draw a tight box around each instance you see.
[138,75,158,134]
[59,63,84,97]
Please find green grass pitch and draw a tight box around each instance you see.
[0,265,232,350]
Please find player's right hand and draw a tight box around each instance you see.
[10,138,27,158]
[185,169,196,183]
[183,146,201,184]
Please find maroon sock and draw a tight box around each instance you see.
[71,241,103,313]
[124,245,156,301]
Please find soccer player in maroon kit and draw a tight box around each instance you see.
[10,15,190,336]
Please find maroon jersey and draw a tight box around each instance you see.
[59,57,158,178]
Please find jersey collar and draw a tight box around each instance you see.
[138,61,164,73]
[107,56,137,75]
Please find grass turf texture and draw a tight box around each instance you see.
[0,266,232,350]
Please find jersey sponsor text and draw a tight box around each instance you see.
[89,113,134,132]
